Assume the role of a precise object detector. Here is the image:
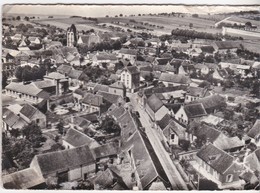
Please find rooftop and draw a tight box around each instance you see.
[146,94,164,113]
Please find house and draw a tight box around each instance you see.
[67,69,88,86]
[194,63,210,75]
[108,81,126,98]
[92,52,118,69]
[81,93,104,114]
[43,72,69,95]
[93,168,129,190]
[57,64,74,75]
[28,37,41,45]
[191,94,226,114]
[5,82,50,106]
[30,145,96,182]
[2,168,46,189]
[244,148,260,173]
[118,48,138,64]
[161,119,186,146]
[212,41,241,54]
[200,115,224,126]
[145,38,160,47]
[97,91,125,107]
[77,33,101,46]
[153,58,172,66]
[252,61,260,78]
[195,143,244,188]
[213,135,244,152]
[247,119,260,146]
[93,84,109,94]
[31,80,56,95]
[174,103,207,125]
[91,143,119,171]
[185,87,209,103]
[120,66,140,92]
[159,73,191,87]
[236,64,251,77]
[63,128,99,149]
[145,94,169,121]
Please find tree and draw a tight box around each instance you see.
[16,16,21,20]
[189,23,193,29]
[22,66,33,82]
[24,16,30,21]
[15,66,23,82]
[56,121,64,135]
[119,14,123,17]
[106,15,109,17]
[97,116,121,136]
[22,123,44,148]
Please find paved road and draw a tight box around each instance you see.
[129,93,188,190]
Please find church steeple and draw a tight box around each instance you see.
[67,24,78,47]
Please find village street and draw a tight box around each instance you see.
[128,93,188,190]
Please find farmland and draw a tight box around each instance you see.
[32,17,111,32]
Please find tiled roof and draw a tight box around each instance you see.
[194,124,221,143]
[97,91,121,104]
[184,103,207,118]
[82,93,103,107]
[119,48,138,55]
[214,41,241,50]
[163,120,185,139]
[44,72,67,80]
[159,73,191,84]
[91,142,119,159]
[6,82,48,97]
[247,119,260,139]
[192,94,225,112]
[109,81,125,89]
[64,128,97,147]
[214,136,244,151]
[2,168,45,189]
[107,105,126,120]
[68,69,85,80]
[157,114,172,130]
[146,94,164,113]
[155,58,172,65]
[197,143,234,174]
[32,80,55,89]
[126,66,139,74]
[93,84,109,93]
[57,64,74,74]
[34,145,95,176]
[20,104,38,119]
[96,53,117,61]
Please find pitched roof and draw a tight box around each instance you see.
[82,93,103,107]
[197,143,234,174]
[97,91,121,104]
[96,53,117,61]
[146,94,164,113]
[33,145,95,176]
[192,94,225,112]
[214,136,244,151]
[93,84,109,93]
[155,58,172,65]
[107,105,126,120]
[157,114,172,130]
[163,120,185,139]
[64,128,97,148]
[57,64,74,74]
[91,142,119,159]
[5,82,49,98]
[44,72,67,80]
[119,48,138,55]
[109,81,125,89]
[159,73,191,84]
[68,69,86,80]
[214,41,241,50]
[184,103,207,118]
[194,124,221,143]
[2,168,45,189]
[125,66,139,74]
[200,46,215,53]
[247,119,260,139]
[19,104,38,119]
[149,181,167,190]
[187,87,207,97]
[201,115,224,126]
[93,168,128,190]
[32,80,55,89]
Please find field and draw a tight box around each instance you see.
[227,16,260,28]
[33,17,110,32]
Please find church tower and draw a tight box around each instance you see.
[67,24,78,47]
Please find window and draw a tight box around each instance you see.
[36,119,39,123]
[181,114,183,118]
[114,89,116,93]
[226,174,233,183]
[171,134,175,140]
